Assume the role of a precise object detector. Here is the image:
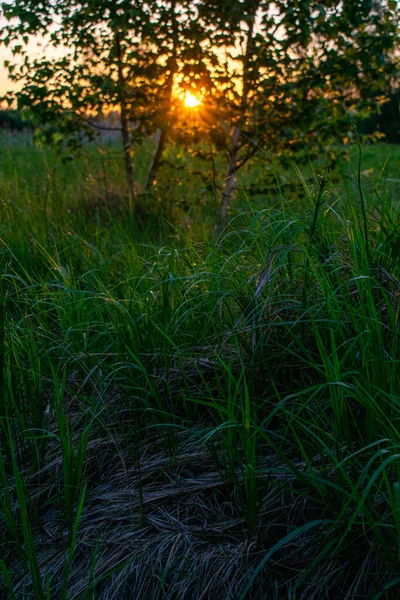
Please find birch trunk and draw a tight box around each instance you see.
[115,31,136,203]
[120,100,136,202]
[220,12,256,226]
[220,126,241,225]
[145,1,177,194]
[145,128,166,193]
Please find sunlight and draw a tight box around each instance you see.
[184,91,201,108]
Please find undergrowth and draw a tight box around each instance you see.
[0,141,400,598]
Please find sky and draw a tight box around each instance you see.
[0,37,68,102]
[0,8,244,99]
[0,56,16,98]
[0,11,23,99]
[0,12,12,97]
[0,12,56,99]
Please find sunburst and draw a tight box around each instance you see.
[184,91,201,108]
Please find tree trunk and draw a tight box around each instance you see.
[219,12,256,226]
[220,126,241,225]
[145,1,178,194]
[145,128,167,193]
[115,31,136,203]
[120,101,136,202]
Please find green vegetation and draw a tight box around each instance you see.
[0,136,400,598]
[3,0,398,223]
[0,110,33,131]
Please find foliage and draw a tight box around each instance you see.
[0,109,32,130]
[1,1,399,214]
[360,88,400,143]
[196,0,399,216]
[0,2,211,170]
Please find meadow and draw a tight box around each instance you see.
[1,133,400,598]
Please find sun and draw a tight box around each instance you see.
[184,91,201,108]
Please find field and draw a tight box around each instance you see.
[1,134,400,598]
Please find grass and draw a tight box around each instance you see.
[0,133,400,598]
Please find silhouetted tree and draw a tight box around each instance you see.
[198,0,399,223]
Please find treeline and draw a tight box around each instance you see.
[359,90,400,144]
[3,97,400,145]
[3,93,400,142]
[1,1,399,222]
[0,109,33,131]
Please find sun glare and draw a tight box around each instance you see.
[184,91,201,108]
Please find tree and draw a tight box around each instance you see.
[2,0,398,224]
[198,0,399,223]
[1,0,163,203]
[1,0,214,202]
[143,1,193,193]
[143,1,216,194]
[0,109,33,130]
[360,88,400,143]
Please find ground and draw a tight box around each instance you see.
[0,134,400,599]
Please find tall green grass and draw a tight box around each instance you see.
[0,136,400,598]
